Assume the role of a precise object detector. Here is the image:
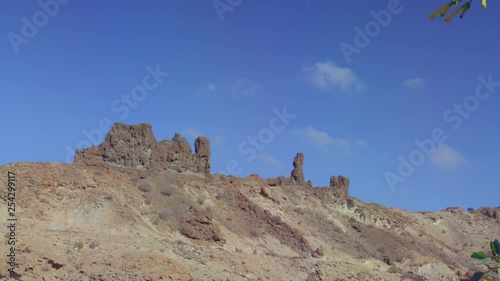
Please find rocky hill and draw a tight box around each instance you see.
[0,122,499,281]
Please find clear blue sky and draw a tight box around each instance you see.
[1,1,499,212]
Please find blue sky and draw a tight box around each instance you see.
[1,0,499,212]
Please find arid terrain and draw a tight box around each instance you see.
[1,122,499,281]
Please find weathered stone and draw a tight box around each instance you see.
[195,136,210,159]
[290,153,305,185]
[74,122,211,175]
[330,175,349,195]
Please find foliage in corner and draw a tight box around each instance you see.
[469,239,500,281]
[429,0,487,23]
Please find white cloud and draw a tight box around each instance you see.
[404,78,425,90]
[292,126,350,151]
[212,135,225,146]
[430,144,467,170]
[303,60,364,92]
[183,128,203,138]
[357,140,368,148]
[207,84,216,92]
[256,153,282,167]
[232,78,262,98]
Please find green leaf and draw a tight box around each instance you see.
[469,272,484,281]
[493,239,500,255]
[491,241,497,257]
[478,257,493,264]
[459,3,470,19]
[483,277,492,281]
[471,251,488,259]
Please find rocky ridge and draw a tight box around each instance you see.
[0,122,499,281]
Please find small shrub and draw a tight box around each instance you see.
[73,241,84,251]
[144,195,152,205]
[139,183,152,192]
[388,265,402,274]
[250,229,259,237]
[270,215,282,224]
[293,207,304,215]
[94,170,104,176]
[89,240,100,249]
[159,210,169,220]
[103,193,113,200]
[161,187,173,196]
[129,175,140,182]
[197,196,205,205]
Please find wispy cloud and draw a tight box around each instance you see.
[212,135,225,146]
[357,140,368,148]
[197,83,220,97]
[183,128,203,138]
[292,126,350,152]
[256,153,282,167]
[303,60,364,92]
[404,78,426,90]
[430,144,467,170]
[232,78,262,98]
[207,84,216,92]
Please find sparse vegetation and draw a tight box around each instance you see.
[144,194,152,205]
[129,175,140,182]
[387,265,402,274]
[293,207,305,215]
[197,196,205,205]
[89,240,100,249]
[139,183,152,192]
[270,215,282,224]
[250,229,259,237]
[73,241,84,251]
[103,193,113,200]
[161,186,173,196]
[159,210,169,220]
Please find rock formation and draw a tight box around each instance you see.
[330,175,349,195]
[290,152,305,185]
[74,122,211,175]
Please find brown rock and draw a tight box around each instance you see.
[74,122,211,175]
[194,136,210,159]
[260,186,271,199]
[290,153,305,185]
[266,178,278,186]
[330,175,349,195]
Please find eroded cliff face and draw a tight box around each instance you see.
[1,122,498,281]
[74,123,211,175]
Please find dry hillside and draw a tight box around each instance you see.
[0,122,499,281]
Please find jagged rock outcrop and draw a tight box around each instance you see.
[290,152,305,185]
[330,175,349,195]
[194,137,210,159]
[74,122,211,175]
